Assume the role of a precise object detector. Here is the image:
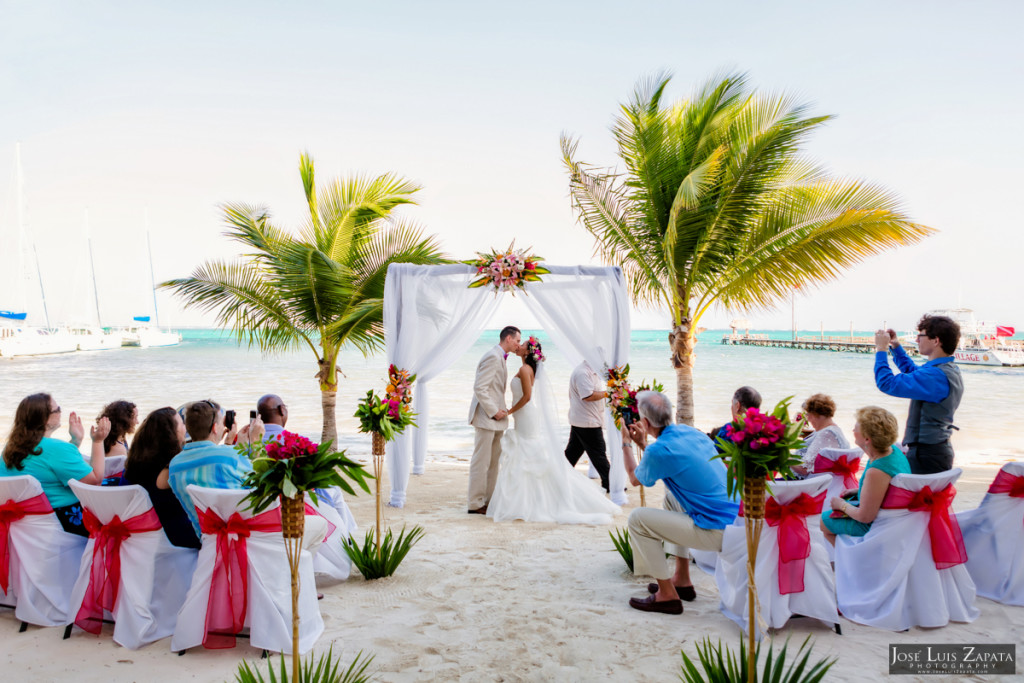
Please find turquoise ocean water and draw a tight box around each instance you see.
[1,329,1021,464]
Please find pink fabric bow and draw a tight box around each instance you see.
[0,493,54,594]
[882,483,967,569]
[196,506,282,649]
[303,502,336,541]
[764,491,826,595]
[813,454,861,490]
[75,507,163,634]
[988,470,1024,498]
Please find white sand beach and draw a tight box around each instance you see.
[2,456,1021,683]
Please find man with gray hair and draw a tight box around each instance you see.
[621,391,739,615]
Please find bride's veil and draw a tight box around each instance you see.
[531,361,574,490]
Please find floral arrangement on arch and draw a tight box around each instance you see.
[713,397,806,496]
[354,364,418,441]
[241,432,371,513]
[464,242,550,294]
[605,364,664,429]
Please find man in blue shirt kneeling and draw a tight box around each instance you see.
[621,391,739,615]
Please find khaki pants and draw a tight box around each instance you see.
[628,490,724,580]
[468,428,502,509]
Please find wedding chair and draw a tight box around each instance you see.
[835,468,978,631]
[82,454,128,478]
[308,488,355,581]
[171,486,323,655]
[814,447,863,503]
[64,480,197,648]
[0,475,87,628]
[956,461,1024,605]
[715,475,838,638]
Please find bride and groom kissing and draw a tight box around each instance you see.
[467,326,620,524]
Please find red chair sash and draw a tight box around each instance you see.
[74,507,163,634]
[0,493,54,594]
[988,470,1024,498]
[881,483,967,569]
[764,491,826,595]
[196,506,282,649]
[813,454,861,490]
[304,502,337,540]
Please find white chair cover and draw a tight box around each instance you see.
[0,475,87,626]
[715,475,836,637]
[307,488,357,581]
[171,486,323,654]
[957,461,1024,605]
[814,447,864,503]
[835,469,979,631]
[66,480,197,649]
[82,454,128,478]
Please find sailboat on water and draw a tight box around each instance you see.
[118,221,180,348]
[66,209,123,351]
[0,144,77,358]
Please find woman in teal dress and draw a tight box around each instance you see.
[821,405,910,543]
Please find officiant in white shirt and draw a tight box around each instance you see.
[565,360,611,492]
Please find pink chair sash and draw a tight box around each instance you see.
[813,454,861,490]
[0,493,54,593]
[764,491,826,595]
[304,502,336,540]
[988,470,1024,498]
[196,506,282,649]
[75,507,163,634]
[881,483,967,569]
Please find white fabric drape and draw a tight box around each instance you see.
[384,264,502,507]
[522,265,631,505]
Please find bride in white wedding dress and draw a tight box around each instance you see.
[487,337,621,524]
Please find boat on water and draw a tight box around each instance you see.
[66,324,123,351]
[1,316,79,358]
[903,308,1024,367]
[119,317,181,348]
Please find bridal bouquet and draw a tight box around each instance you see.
[465,242,550,295]
[354,364,418,441]
[605,364,664,429]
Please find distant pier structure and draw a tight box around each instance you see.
[722,319,920,357]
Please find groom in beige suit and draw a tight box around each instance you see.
[467,326,521,514]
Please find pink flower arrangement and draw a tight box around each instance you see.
[465,243,550,295]
[723,408,787,451]
[714,397,807,493]
[265,431,319,460]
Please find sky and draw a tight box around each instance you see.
[1,1,1022,333]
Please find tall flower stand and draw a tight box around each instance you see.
[742,476,766,683]
[280,494,305,681]
[372,432,385,557]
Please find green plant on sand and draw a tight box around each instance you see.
[610,526,634,572]
[234,646,375,683]
[344,526,425,580]
[680,636,835,683]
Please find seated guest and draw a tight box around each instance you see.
[821,406,910,545]
[792,393,849,477]
[167,400,254,537]
[98,400,138,457]
[124,407,200,549]
[621,391,740,615]
[257,394,287,442]
[711,386,761,451]
[0,393,110,536]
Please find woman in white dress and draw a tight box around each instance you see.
[487,337,620,524]
[792,393,850,477]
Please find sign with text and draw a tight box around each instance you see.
[889,644,1015,675]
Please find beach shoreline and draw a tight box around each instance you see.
[2,457,1020,683]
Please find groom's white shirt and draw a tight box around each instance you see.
[468,344,509,431]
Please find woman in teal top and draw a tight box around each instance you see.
[821,405,911,542]
[0,393,110,536]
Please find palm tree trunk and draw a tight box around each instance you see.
[317,345,339,445]
[669,318,697,426]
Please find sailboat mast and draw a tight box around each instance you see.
[85,209,103,327]
[16,144,51,328]
[145,211,160,327]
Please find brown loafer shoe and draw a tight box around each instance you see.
[629,594,683,615]
[647,583,697,601]
[468,506,488,515]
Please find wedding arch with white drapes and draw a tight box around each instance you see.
[383,263,632,507]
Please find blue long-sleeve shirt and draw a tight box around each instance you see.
[874,345,952,403]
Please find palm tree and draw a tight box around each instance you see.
[162,153,448,444]
[562,72,935,426]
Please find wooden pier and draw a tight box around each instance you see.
[721,334,921,357]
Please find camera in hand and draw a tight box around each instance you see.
[224,410,236,430]
[622,410,637,428]
[249,409,257,420]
